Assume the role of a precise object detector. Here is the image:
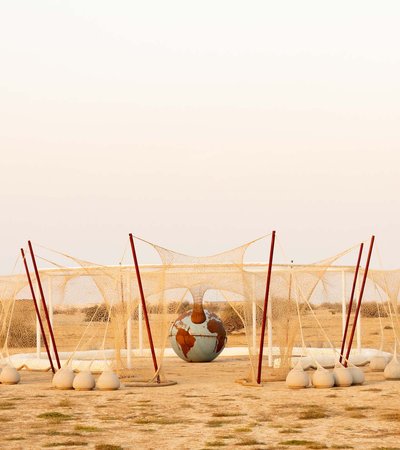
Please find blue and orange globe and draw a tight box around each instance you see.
[169,309,227,362]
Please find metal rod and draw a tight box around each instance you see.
[257,230,276,385]
[267,299,273,367]
[341,270,346,338]
[129,233,159,380]
[28,241,61,370]
[344,235,375,367]
[21,248,55,374]
[339,243,364,364]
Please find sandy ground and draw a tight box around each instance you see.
[0,356,400,450]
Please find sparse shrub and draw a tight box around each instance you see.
[53,307,78,316]
[318,302,342,313]
[3,300,36,348]
[220,304,244,333]
[361,302,389,318]
[270,297,298,320]
[203,301,221,314]
[82,304,110,322]
[168,300,190,314]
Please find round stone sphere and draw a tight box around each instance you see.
[370,355,387,372]
[96,370,120,391]
[384,356,400,380]
[349,366,365,385]
[0,365,20,385]
[312,369,335,389]
[333,366,353,387]
[73,371,95,391]
[169,309,227,362]
[286,368,310,389]
[52,367,75,390]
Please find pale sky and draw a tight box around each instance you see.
[1,1,399,273]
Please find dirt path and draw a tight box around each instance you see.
[0,357,399,450]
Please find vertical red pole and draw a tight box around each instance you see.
[257,231,276,385]
[344,235,375,367]
[339,243,364,364]
[21,249,55,374]
[129,234,159,381]
[28,241,61,370]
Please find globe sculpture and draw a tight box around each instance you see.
[169,289,227,362]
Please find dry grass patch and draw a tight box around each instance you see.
[134,417,176,425]
[298,406,328,420]
[330,446,354,449]
[218,434,236,440]
[344,406,368,419]
[75,425,101,432]
[95,445,124,450]
[0,402,16,410]
[57,399,73,408]
[234,427,253,433]
[183,394,206,398]
[372,448,400,450]
[345,406,369,411]
[205,441,227,447]
[235,438,262,446]
[206,419,232,428]
[43,441,88,448]
[44,431,82,437]
[37,411,73,423]
[380,412,400,421]
[280,440,327,448]
[212,411,246,418]
[348,412,366,419]
[255,413,272,423]
[98,415,120,421]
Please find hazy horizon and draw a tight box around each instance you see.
[1,1,399,274]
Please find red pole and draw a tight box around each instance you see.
[344,235,375,367]
[339,243,364,364]
[21,249,56,374]
[28,241,61,370]
[129,234,159,381]
[257,231,276,385]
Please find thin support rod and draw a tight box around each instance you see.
[257,230,276,385]
[341,270,346,337]
[28,241,61,370]
[129,233,159,380]
[344,235,375,367]
[21,248,55,374]
[339,243,364,364]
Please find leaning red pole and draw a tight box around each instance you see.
[21,248,56,374]
[257,230,276,385]
[129,234,159,381]
[339,242,364,364]
[28,241,61,370]
[344,235,375,367]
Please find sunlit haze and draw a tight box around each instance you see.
[1,1,399,273]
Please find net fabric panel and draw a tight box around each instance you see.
[0,274,30,362]
[2,238,398,383]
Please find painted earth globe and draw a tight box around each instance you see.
[169,309,227,362]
